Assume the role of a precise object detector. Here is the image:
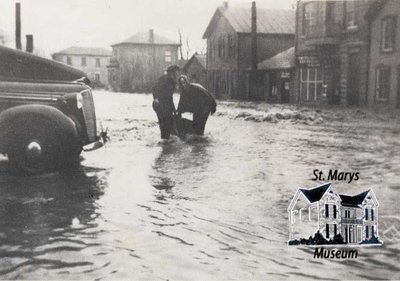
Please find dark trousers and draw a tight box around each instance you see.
[155,110,173,139]
[193,112,209,135]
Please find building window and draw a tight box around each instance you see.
[365,225,369,239]
[365,208,369,220]
[165,51,172,62]
[381,16,397,52]
[371,209,374,221]
[302,2,325,35]
[94,72,100,83]
[375,65,391,102]
[325,204,329,218]
[345,1,358,29]
[218,36,225,58]
[227,34,235,59]
[81,57,87,66]
[326,224,330,239]
[303,2,317,34]
[96,58,101,67]
[67,56,72,65]
[300,68,323,101]
[333,205,337,219]
[371,225,375,238]
[334,224,337,236]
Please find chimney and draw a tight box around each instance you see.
[26,34,33,53]
[251,1,257,72]
[15,2,22,50]
[149,29,154,44]
[222,1,228,9]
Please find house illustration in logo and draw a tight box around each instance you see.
[288,183,382,245]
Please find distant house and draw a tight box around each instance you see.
[367,0,400,109]
[52,47,111,88]
[183,53,207,86]
[202,2,295,100]
[288,183,380,245]
[108,29,180,93]
[257,47,294,103]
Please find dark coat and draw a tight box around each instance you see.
[177,83,217,114]
[152,75,176,113]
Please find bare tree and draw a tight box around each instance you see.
[185,35,190,60]
[178,29,184,60]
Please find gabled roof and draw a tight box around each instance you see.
[258,47,294,70]
[183,53,207,71]
[53,46,112,56]
[203,6,295,39]
[340,189,379,207]
[113,31,180,46]
[299,183,332,203]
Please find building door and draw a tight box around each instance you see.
[348,53,360,106]
[397,66,400,108]
[281,79,290,103]
[357,226,362,243]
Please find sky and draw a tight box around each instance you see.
[0,0,296,58]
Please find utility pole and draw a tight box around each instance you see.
[16,2,22,50]
[249,1,258,100]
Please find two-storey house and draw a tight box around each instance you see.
[108,30,180,93]
[203,2,295,100]
[288,183,380,245]
[52,47,111,88]
[367,0,400,109]
[294,0,375,106]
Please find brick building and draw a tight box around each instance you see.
[108,30,180,93]
[294,0,375,106]
[203,2,295,100]
[367,0,400,109]
[52,47,111,88]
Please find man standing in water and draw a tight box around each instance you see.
[152,65,180,139]
[177,75,217,136]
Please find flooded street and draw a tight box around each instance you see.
[1,91,400,280]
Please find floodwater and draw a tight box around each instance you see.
[0,91,400,280]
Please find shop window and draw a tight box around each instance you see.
[375,65,391,102]
[165,51,172,62]
[381,16,397,52]
[300,68,323,101]
[346,1,358,29]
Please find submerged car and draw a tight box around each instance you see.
[0,45,106,174]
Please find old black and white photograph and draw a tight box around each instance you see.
[0,0,399,280]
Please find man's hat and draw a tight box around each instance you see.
[167,65,180,74]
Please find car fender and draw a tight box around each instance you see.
[0,104,81,155]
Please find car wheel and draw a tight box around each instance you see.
[7,120,63,175]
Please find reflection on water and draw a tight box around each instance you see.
[0,168,108,277]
